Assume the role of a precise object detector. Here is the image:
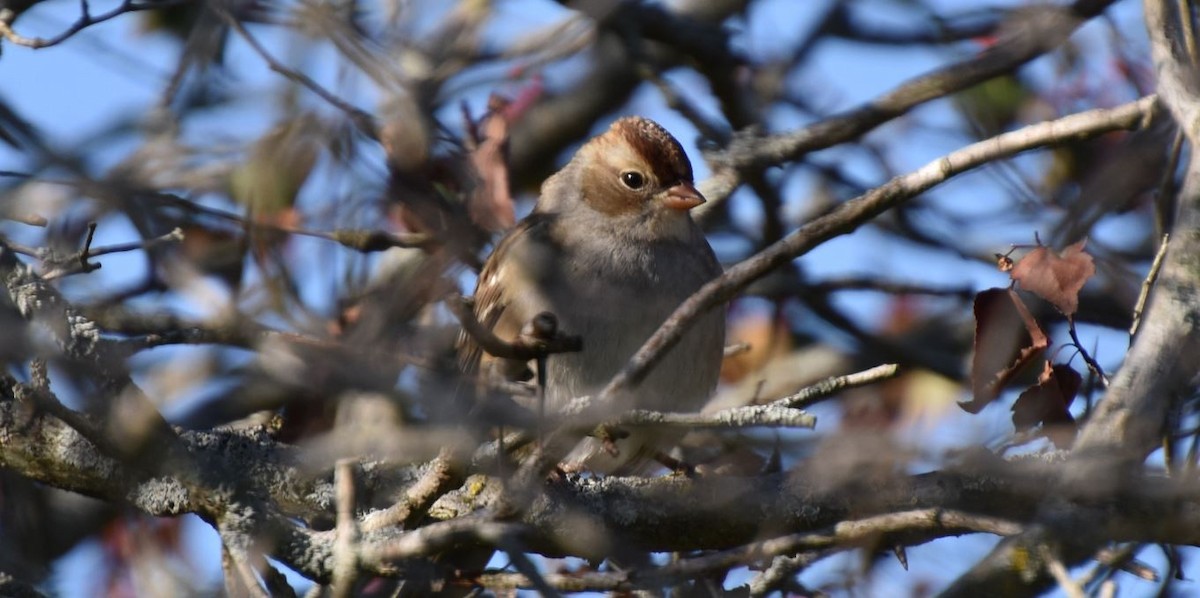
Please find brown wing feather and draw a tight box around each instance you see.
[456,214,554,377]
[456,253,508,375]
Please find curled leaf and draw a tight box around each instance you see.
[1009,239,1095,316]
[962,288,1048,413]
[466,95,516,232]
[1012,362,1081,447]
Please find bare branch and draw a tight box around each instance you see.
[211,5,378,137]
[1129,233,1171,340]
[1042,545,1087,598]
[616,403,815,430]
[0,0,191,49]
[41,226,184,280]
[361,450,462,533]
[776,363,901,411]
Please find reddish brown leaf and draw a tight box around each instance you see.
[1009,239,1096,316]
[502,73,543,120]
[1008,287,1047,347]
[467,94,517,232]
[1012,362,1081,447]
[962,288,1049,413]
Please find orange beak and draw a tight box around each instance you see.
[661,182,706,211]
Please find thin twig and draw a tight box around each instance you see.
[220,543,272,598]
[748,551,832,597]
[1041,545,1087,598]
[86,226,183,259]
[42,226,185,280]
[1068,321,1109,387]
[615,403,816,430]
[361,450,460,532]
[212,5,378,138]
[1130,233,1170,341]
[777,363,901,411]
[79,222,98,271]
[723,342,752,358]
[643,67,730,143]
[0,0,191,49]
[157,191,431,249]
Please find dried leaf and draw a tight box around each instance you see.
[962,288,1049,413]
[1012,362,1081,447]
[229,113,323,215]
[1009,239,1096,316]
[466,95,516,232]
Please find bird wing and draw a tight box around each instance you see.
[456,213,556,378]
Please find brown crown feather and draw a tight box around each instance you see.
[609,116,694,185]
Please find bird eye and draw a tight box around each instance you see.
[620,171,646,190]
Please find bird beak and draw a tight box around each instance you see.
[661,182,706,211]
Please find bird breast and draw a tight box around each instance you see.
[525,230,723,415]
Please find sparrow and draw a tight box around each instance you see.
[460,116,725,473]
